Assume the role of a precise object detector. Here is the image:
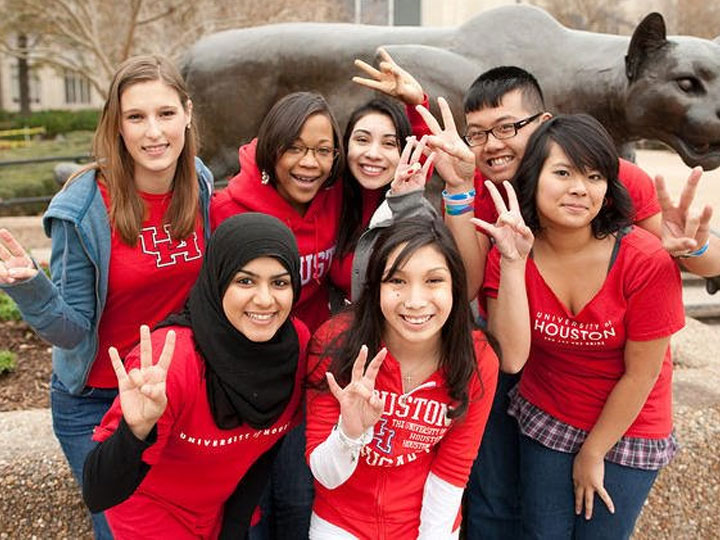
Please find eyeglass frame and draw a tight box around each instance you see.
[284,143,339,161]
[463,112,544,147]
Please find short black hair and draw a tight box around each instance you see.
[256,91,345,188]
[464,66,545,114]
[514,114,633,238]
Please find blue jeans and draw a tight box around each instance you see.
[51,373,118,540]
[519,435,658,540]
[249,422,314,540]
[465,371,522,540]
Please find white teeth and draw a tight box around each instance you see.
[402,315,432,324]
[360,165,384,174]
[247,313,274,321]
[489,156,512,166]
[292,174,317,183]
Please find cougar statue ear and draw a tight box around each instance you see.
[625,13,668,82]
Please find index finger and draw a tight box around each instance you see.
[0,229,29,258]
[678,166,703,213]
[109,347,129,384]
[377,47,396,67]
[484,181,509,215]
[351,345,369,382]
[139,325,152,370]
[354,58,382,79]
[654,175,674,212]
[416,104,443,136]
[437,97,459,134]
[502,181,521,213]
[596,486,615,515]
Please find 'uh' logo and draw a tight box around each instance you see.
[138,225,202,268]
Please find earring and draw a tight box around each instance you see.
[185,122,191,130]
[261,170,270,185]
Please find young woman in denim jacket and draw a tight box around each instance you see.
[0,54,212,539]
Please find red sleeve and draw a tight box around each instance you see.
[623,231,685,341]
[405,94,431,139]
[429,334,499,487]
[481,247,502,304]
[617,159,660,223]
[304,319,346,461]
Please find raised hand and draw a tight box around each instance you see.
[390,135,435,195]
[655,167,713,257]
[0,229,38,284]
[415,97,476,191]
[110,325,176,440]
[353,47,425,106]
[471,181,534,261]
[573,448,615,520]
[326,345,387,440]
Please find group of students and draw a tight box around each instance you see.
[0,44,717,540]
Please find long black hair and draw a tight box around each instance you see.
[513,114,633,238]
[336,98,412,258]
[318,216,492,419]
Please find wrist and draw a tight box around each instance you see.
[337,415,373,447]
[127,421,155,441]
[678,238,710,258]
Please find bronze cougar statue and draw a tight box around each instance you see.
[182,5,720,179]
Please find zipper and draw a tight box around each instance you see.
[376,469,387,540]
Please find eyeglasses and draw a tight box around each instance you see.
[463,112,543,147]
[285,144,338,161]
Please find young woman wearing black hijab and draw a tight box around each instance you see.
[82,213,310,539]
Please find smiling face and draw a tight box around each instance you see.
[380,243,452,351]
[119,79,191,193]
[535,143,608,230]
[274,113,335,214]
[465,89,545,184]
[347,112,401,190]
[222,256,294,342]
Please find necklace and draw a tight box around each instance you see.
[401,356,439,392]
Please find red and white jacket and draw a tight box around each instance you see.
[305,315,498,539]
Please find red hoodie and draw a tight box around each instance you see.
[211,139,343,332]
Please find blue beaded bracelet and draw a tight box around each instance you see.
[442,189,476,202]
[679,239,710,258]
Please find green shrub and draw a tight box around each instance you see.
[0,350,17,375]
[0,291,22,322]
[0,109,99,137]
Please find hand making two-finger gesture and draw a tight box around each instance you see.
[390,135,435,196]
[353,47,425,106]
[472,181,534,261]
[110,325,176,440]
[415,97,476,191]
[326,345,388,440]
[655,167,713,257]
[0,229,38,284]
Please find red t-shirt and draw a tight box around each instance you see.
[483,227,684,438]
[305,314,498,539]
[94,322,310,538]
[90,184,204,388]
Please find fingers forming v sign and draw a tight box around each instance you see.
[471,181,534,261]
[110,325,176,440]
[415,97,476,189]
[390,135,435,195]
[352,47,425,106]
[326,345,387,440]
[655,167,713,256]
[0,229,38,284]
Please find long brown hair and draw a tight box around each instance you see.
[91,54,199,245]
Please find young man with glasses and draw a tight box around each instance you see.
[355,54,719,539]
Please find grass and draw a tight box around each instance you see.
[0,291,22,322]
[0,131,94,215]
[0,349,17,375]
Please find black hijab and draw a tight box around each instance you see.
[163,213,301,430]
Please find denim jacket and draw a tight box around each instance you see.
[0,157,213,394]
